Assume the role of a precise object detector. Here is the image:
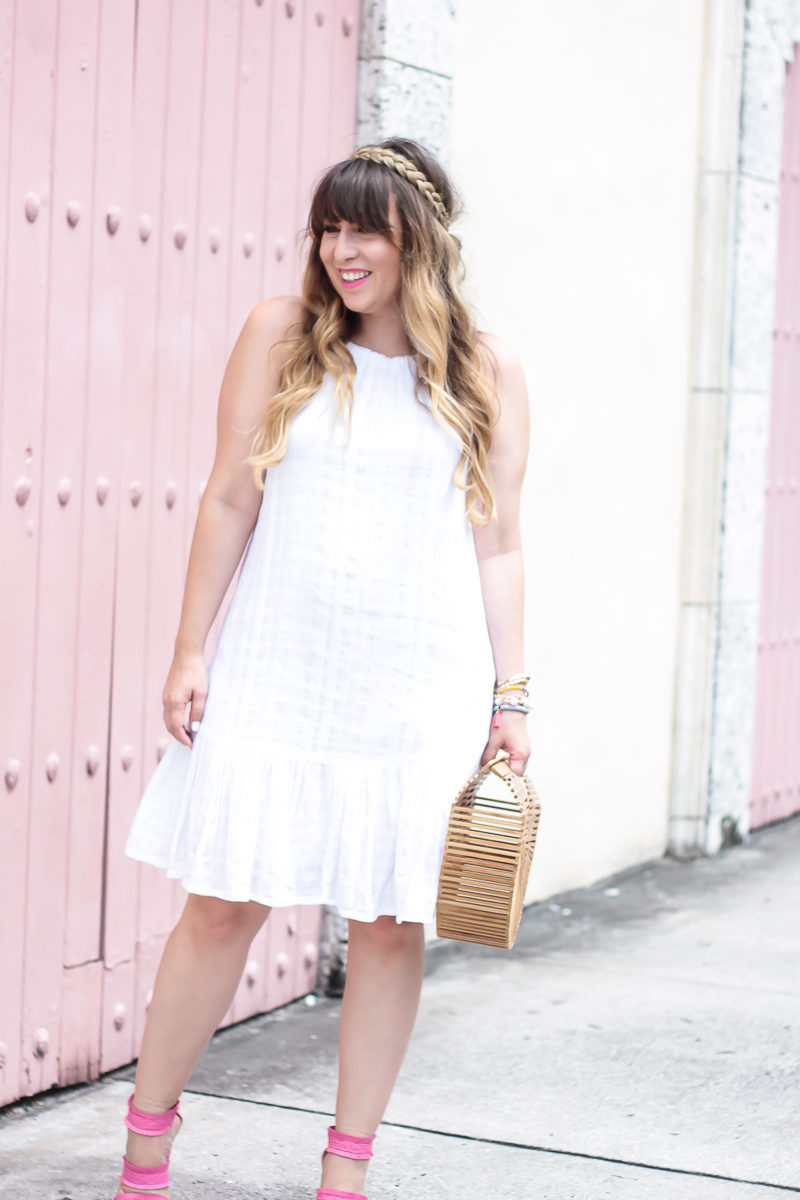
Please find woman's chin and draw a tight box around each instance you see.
[341,297,375,316]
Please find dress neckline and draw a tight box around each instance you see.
[346,340,415,362]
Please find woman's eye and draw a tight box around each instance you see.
[323,224,339,234]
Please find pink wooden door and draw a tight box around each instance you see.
[0,0,358,1106]
[750,45,800,829]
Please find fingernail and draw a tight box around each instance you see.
[190,720,200,732]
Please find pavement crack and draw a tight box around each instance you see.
[183,1088,799,1193]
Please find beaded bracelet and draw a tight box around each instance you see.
[493,674,531,707]
[490,699,530,728]
[494,673,530,694]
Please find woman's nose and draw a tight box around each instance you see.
[334,229,358,260]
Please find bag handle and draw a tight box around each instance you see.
[454,750,516,807]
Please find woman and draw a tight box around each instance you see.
[118,137,530,1200]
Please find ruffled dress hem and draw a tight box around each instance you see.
[124,726,484,927]
[120,855,439,926]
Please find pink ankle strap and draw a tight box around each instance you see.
[326,1125,375,1160]
[116,1194,170,1200]
[317,1191,368,1200]
[119,1157,170,1191]
[124,1092,180,1136]
[116,1194,171,1200]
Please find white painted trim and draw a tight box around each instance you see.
[669,0,745,855]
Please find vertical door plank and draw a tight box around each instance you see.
[133,0,209,984]
[64,0,135,968]
[261,0,305,298]
[180,0,241,674]
[0,0,15,326]
[60,0,136,1086]
[0,0,54,1108]
[101,959,136,1074]
[329,0,358,160]
[297,0,335,217]
[293,905,322,998]
[102,0,172,1073]
[266,907,304,1012]
[198,0,276,1028]
[59,962,103,1087]
[21,0,100,1099]
[227,0,274,334]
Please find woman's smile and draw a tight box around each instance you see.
[338,268,372,289]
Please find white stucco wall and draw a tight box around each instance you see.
[450,2,707,897]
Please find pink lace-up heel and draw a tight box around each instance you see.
[317,1125,376,1200]
[115,1092,182,1199]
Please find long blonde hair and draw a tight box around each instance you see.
[248,137,497,523]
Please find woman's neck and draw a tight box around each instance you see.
[350,312,412,359]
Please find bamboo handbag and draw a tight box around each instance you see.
[435,751,541,949]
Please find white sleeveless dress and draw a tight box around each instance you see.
[125,342,496,923]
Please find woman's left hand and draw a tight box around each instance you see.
[481,710,530,776]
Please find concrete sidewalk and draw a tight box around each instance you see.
[2,817,798,1199]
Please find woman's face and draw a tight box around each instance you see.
[318,197,403,318]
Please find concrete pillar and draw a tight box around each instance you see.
[670,0,800,854]
[356,0,455,160]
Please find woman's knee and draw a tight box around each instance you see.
[182,894,270,943]
[349,915,423,955]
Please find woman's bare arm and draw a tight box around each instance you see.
[164,294,304,746]
[472,334,530,775]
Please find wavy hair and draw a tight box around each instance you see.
[248,137,497,523]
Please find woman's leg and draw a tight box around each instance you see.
[320,916,426,1194]
[119,893,270,1196]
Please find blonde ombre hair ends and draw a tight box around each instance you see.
[248,138,497,524]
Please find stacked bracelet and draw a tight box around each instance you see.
[492,673,531,717]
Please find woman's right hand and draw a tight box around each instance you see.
[162,650,209,747]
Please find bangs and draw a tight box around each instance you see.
[309,159,395,238]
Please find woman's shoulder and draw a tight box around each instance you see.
[473,331,528,427]
[242,295,308,367]
[474,331,523,382]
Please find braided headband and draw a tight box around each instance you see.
[349,147,449,226]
